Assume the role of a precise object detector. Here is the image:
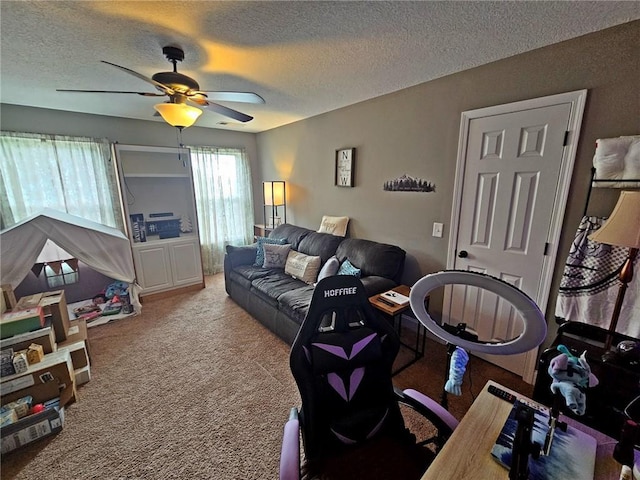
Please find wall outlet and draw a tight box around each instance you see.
[432,222,444,238]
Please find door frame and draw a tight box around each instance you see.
[446,90,587,383]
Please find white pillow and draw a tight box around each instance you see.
[285,251,322,284]
[317,255,340,282]
[262,243,291,269]
[317,215,349,237]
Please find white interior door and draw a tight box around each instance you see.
[445,91,587,382]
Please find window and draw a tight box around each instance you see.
[0,132,122,229]
[189,146,254,274]
[44,261,79,288]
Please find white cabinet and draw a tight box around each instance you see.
[116,145,204,298]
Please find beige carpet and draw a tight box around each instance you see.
[1,274,531,479]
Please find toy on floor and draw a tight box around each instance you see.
[548,345,599,415]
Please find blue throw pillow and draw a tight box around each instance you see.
[337,259,361,278]
[254,236,287,266]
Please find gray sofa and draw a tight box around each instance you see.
[224,223,406,344]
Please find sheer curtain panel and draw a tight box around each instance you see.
[0,132,122,230]
[190,146,254,275]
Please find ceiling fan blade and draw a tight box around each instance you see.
[189,98,253,123]
[101,60,175,95]
[57,89,166,97]
[196,92,265,104]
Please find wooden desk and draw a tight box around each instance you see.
[421,380,633,479]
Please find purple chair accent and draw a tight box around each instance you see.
[312,342,349,359]
[365,408,389,439]
[279,409,300,480]
[402,389,459,431]
[349,333,377,358]
[327,372,348,401]
[349,367,365,399]
[330,428,358,445]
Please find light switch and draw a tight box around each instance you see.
[432,222,444,238]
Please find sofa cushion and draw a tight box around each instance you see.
[228,267,271,290]
[360,276,398,297]
[337,258,361,277]
[262,243,291,268]
[277,285,315,325]
[285,251,322,284]
[269,224,312,250]
[251,272,308,305]
[336,238,406,283]
[254,236,287,266]
[297,231,344,263]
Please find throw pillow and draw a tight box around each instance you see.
[317,255,340,282]
[317,215,349,237]
[337,259,361,278]
[285,251,322,284]
[262,243,291,269]
[254,236,287,266]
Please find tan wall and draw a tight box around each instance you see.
[255,21,640,340]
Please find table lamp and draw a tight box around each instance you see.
[588,191,640,352]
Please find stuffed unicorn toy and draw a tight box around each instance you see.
[548,345,599,415]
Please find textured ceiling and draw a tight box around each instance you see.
[1,1,638,133]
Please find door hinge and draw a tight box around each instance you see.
[544,242,550,255]
[563,131,570,146]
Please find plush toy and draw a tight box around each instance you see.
[445,347,469,396]
[548,345,599,415]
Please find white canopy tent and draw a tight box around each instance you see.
[1,209,140,312]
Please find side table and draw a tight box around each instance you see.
[369,285,427,375]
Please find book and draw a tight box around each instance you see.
[380,290,410,306]
[491,402,596,480]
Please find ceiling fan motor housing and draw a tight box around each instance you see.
[151,71,200,94]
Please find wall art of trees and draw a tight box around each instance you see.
[383,174,436,192]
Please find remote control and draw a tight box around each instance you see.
[487,385,517,403]
[487,385,549,414]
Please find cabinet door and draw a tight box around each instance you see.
[133,245,172,292]
[168,240,203,287]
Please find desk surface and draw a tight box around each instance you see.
[421,380,628,480]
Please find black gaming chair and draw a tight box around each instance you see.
[279,275,458,480]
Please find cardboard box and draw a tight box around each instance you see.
[26,344,44,364]
[39,291,70,342]
[0,326,57,354]
[1,349,76,407]
[64,319,91,364]
[14,293,43,310]
[58,342,89,371]
[0,307,45,339]
[74,365,91,386]
[1,285,17,311]
[1,403,65,454]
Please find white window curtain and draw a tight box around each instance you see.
[189,146,254,275]
[0,132,122,230]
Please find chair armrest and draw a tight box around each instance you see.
[279,408,300,480]
[397,388,459,433]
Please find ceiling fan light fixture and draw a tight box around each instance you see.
[154,102,202,128]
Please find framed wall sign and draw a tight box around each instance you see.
[335,148,355,187]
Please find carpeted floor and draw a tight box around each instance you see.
[1,274,532,479]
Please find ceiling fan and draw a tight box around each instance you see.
[57,45,264,128]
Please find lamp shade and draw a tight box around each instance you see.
[589,191,640,248]
[154,103,203,128]
[263,181,285,205]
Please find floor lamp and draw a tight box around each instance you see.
[588,191,640,352]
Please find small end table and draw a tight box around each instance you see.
[369,285,427,375]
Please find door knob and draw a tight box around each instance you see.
[458,250,469,258]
